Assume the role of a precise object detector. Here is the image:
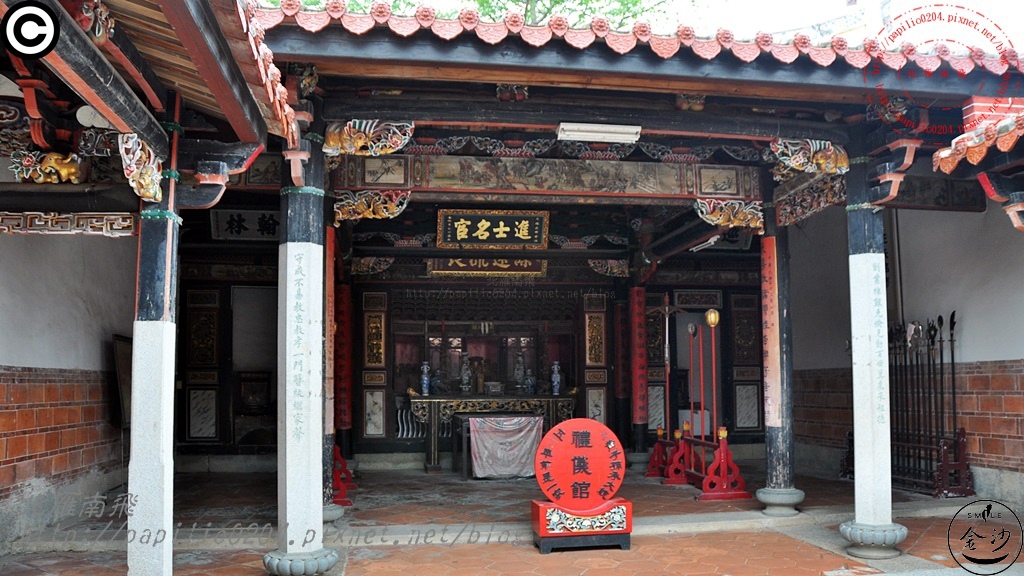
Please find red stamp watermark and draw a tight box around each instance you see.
[864,4,1019,146]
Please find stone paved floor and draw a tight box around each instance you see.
[0,464,993,575]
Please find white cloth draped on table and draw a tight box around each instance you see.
[469,416,543,478]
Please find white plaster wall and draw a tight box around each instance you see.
[786,204,1023,367]
[0,235,136,370]
[788,206,853,371]
[894,207,1024,363]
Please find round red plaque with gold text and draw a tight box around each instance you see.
[534,418,626,512]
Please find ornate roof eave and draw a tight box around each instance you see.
[932,115,1024,233]
[250,2,1020,77]
[932,115,1024,175]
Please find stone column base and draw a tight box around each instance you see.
[755,487,805,517]
[839,521,908,559]
[625,449,649,469]
[323,503,345,523]
[264,547,340,575]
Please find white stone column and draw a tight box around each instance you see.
[839,161,907,558]
[127,202,181,576]
[127,320,176,574]
[263,109,339,574]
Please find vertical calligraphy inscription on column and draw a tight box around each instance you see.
[761,237,781,427]
[870,260,888,425]
[290,252,308,442]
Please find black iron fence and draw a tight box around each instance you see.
[843,311,974,498]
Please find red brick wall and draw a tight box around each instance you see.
[0,366,122,501]
[794,361,1024,474]
[957,360,1024,473]
[793,368,854,449]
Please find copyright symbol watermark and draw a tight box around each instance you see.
[2,0,59,59]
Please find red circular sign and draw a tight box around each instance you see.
[534,418,626,512]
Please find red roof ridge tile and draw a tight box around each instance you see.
[933,111,1024,174]
[253,1,1021,76]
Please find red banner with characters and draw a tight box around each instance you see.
[334,283,353,430]
[629,287,648,425]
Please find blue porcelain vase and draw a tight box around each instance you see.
[420,361,431,396]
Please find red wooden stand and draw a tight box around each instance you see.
[646,439,668,477]
[531,498,632,554]
[692,433,750,501]
[332,446,355,506]
[648,427,750,500]
[663,438,693,485]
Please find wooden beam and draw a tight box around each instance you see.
[0,185,138,212]
[160,0,267,143]
[0,0,169,160]
[266,26,1016,107]
[326,97,849,144]
[102,17,167,111]
[176,139,264,175]
[352,246,626,260]
[60,0,168,111]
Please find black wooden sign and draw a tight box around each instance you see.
[436,209,548,249]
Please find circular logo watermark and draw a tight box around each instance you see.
[864,4,1019,146]
[947,499,1023,575]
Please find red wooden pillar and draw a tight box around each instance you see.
[613,301,630,442]
[332,234,357,496]
[323,228,338,511]
[629,287,648,452]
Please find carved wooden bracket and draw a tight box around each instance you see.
[118,133,161,202]
[868,139,920,205]
[977,172,1024,233]
[334,189,411,223]
[695,198,764,234]
[13,72,70,150]
[282,146,310,187]
[178,160,230,210]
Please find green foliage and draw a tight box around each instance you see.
[256,0,694,31]
[472,0,681,28]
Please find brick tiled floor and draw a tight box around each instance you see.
[341,531,876,576]
[0,465,978,575]
[0,532,877,576]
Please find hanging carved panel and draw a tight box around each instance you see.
[364,312,386,368]
[187,310,218,366]
[695,199,764,234]
[585,313,606,367]
[334,189,410,222]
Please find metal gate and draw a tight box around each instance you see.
[887,311,974,497]
[842,311,974,497]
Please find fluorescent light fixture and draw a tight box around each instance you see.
[556,122,642,144]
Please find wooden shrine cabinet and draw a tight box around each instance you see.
[391,320,576,397]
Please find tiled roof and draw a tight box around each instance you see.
[933,113,1024,174]
[253,1,1019,75]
